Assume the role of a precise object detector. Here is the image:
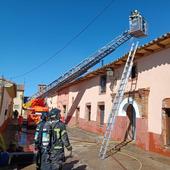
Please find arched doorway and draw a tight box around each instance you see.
[125,104,136,140]
[118,97,140,141]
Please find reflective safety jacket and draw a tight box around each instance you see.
[50,120,72,152]
[41,122,51,149]
[34,120,50,149]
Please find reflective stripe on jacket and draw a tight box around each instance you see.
[51,120,71,151]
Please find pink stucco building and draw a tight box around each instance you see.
[47,32,170,156]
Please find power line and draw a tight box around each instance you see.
[11,0,115,80]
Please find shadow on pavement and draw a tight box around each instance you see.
[63,160,87,170]
[106,140,132,157]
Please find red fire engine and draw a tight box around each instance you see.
[23,98,49,126]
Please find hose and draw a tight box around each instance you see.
[70,137,143,170]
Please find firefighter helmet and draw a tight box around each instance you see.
[49,108,61,120]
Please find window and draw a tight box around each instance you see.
[14,105,19,109]
[76,107,80,125]
[131,65,137,79]
[4,109,8,116]
[86,104,91,121]
[165,109,170,117]
[72,97,75,104]
[163,108,170,145]
[99,104,105,126]
[100,75,107,93]
[63,105,67,115]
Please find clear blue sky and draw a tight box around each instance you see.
[0,0,170,96]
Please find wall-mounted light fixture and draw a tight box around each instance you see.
[106,67,114,78]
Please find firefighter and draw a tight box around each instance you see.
[48,108,72,170]
[34,112,50,170]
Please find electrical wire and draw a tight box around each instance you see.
[11,0,115,80]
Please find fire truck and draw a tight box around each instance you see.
[23,98,49,126]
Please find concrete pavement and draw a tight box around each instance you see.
[2,119,170,170]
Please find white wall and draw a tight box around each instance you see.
[13,91,24,115]
[0,89,12,126]
[114,48,170,134]
[69,76,113,122]
[133,48,170,134]
[47,96,58,110]
[68,48,170,135]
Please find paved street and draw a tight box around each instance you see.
[1,120,170,170]
[24,126,170,170]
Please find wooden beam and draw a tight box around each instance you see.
[144,48,154,53]
[114,63,121,67]
[119,59,126,63]
[96,71,104,74]
[87,74,95,78]
[122,58,128,62]
[136,53,144,57]
[92,72,100,76]
[157,43,166,48]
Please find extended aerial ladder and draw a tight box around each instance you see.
[28,10,147,101]
[98,10,147,159]
[26,9,147,158]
